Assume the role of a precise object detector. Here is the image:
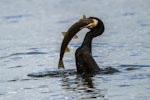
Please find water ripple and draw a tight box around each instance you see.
[0,14,32,24]
[1,14,31,19]
[0,51,47,59]
[7,78,38,82]
[122,12,136,16]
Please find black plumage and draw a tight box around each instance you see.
[75,17,105,74]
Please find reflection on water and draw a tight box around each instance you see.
[27,64,149,100]
[61,75,105,100]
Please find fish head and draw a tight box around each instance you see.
[79,16,99,29]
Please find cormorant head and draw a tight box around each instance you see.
[80,16,105,37]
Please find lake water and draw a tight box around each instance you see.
[0,0,150,100]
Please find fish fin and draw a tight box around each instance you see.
[65,47,70,52]
[83,15,86,19]
[73,35,78,39]
[58,60,64,69]
[62,32,67,36]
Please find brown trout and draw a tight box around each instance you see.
[58,16,93,69]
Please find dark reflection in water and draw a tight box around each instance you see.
[61,75,105,99]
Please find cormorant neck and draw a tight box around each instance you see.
[81,22,104,52]
[81,32,93,52]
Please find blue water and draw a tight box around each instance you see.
[0,0,150,100]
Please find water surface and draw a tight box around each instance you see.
[0,0,150,100]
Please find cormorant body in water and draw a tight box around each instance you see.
[75,17,105,74]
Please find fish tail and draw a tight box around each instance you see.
[58,60,64,69]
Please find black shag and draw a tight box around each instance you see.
[75,17,105,74]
